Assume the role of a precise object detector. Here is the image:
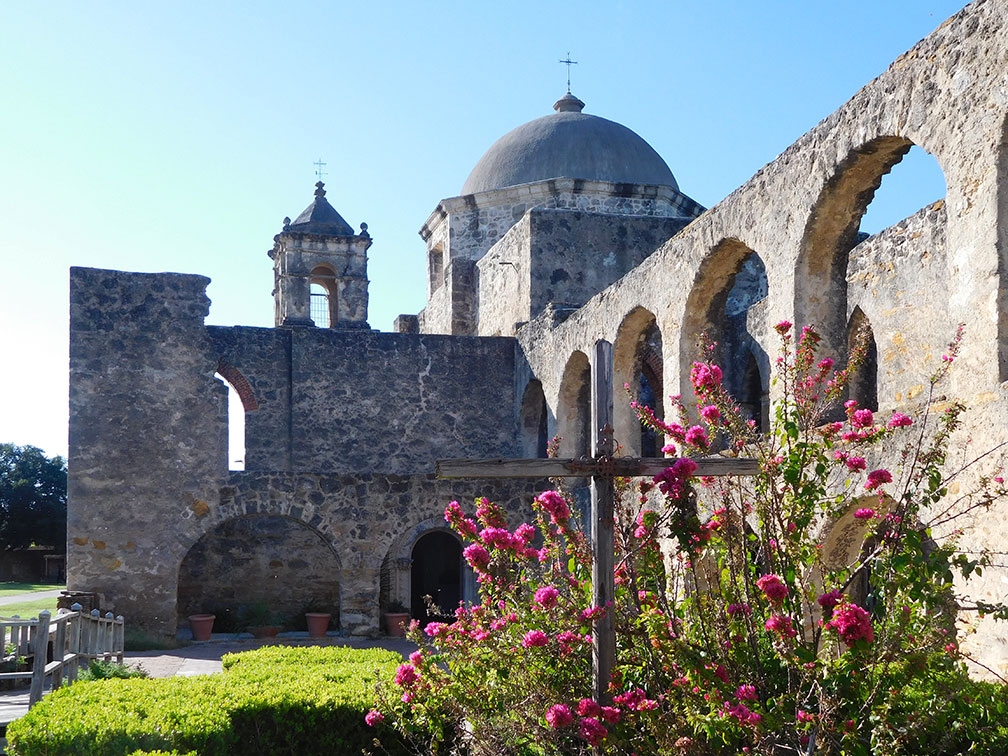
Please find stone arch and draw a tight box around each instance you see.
[613,307,663,456]
[795,135,948,362]
[846,307,878,412]
[518,379,549,458]
[380,516,474,621]
[679,238,766,406]
[411,530,463,625]
[739,349,769,433]
[214,359,258,412]
[309,264,338,328]
[177,513,343,629]
[557,351,591,458]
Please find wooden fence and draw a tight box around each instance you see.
[1,604,125,707]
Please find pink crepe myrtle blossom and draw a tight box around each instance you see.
[756,573,789,603]
[888,412,913,428]
[577,698,602,718]
[601,706,621,724]
[522,629,549,648]
[700,404,720,423]
[690,362,723,393]
[685,424,709,449]
[533,586,559,609]
[854,507,876,520]
[774,320,792,335]
[865,469,892,491]
[394,663,419,687]
[463,543,491,571]
[545,703,574,728]
[727,602,752,617]
[537,490,571,525]
[846,456,867,472]
[765,614,797,638]
[829,602,874,646]
[736,684,757,701]
[852,408,875,428]
[579,717,608,746]
[817,590,843,616]
[365,709,384,726]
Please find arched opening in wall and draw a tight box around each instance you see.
[411,530,462,626]
[680,239,768,417]
[429,244,445,295]
[613,308,663,457]
[309,265,337,328]
[739,351,768,433]
[846,307,878,412]
[795,137,946,364]
[857,145,947,236]
[519,379,549,458]
[177,515,341,631]
[214,361,257,472]
[557,351,591,458]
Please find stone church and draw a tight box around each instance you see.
[69,0,1008,675]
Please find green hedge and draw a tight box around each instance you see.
[6,646,408,756]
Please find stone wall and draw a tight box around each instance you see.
[510,0,1008,676]
[419,181,704,335]
[68,267,228,631]
[477,209,691,337]
[209,326,518,474]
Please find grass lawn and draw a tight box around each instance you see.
[0,596,60,618]
[0,581,63,597]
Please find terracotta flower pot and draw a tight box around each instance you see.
[305,612,331,638]
[384,612,409,637]
[248,625,281,638]
[188,614,215,642]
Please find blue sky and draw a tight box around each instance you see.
[0,1,963,459]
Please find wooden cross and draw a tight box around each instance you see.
[437,339,758,704]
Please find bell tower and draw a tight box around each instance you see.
[269,181,372,329]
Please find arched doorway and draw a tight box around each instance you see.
[411,530,463,625]
[177,515,341,630]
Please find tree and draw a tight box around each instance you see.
[0,444,67,552]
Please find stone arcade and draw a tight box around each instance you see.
[69,1,1008,675]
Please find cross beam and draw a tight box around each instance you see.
[436,456,758,479]
[436,339,757,705]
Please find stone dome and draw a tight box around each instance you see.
[460,93,678,195]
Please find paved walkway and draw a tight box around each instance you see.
[0,589,63,608]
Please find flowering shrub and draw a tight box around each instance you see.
[371,324,1008,755]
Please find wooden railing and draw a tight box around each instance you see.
[1,604,125,707]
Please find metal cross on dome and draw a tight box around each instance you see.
[437,339,758,705]
[314,158,327,182]
[559,52,578,93]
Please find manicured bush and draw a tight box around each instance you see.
[6,645,408,756]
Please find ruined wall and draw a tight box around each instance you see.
[511,0,1008,676]
[846,200,949,403]
[68,267,228,630]
[209,326,517,474]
